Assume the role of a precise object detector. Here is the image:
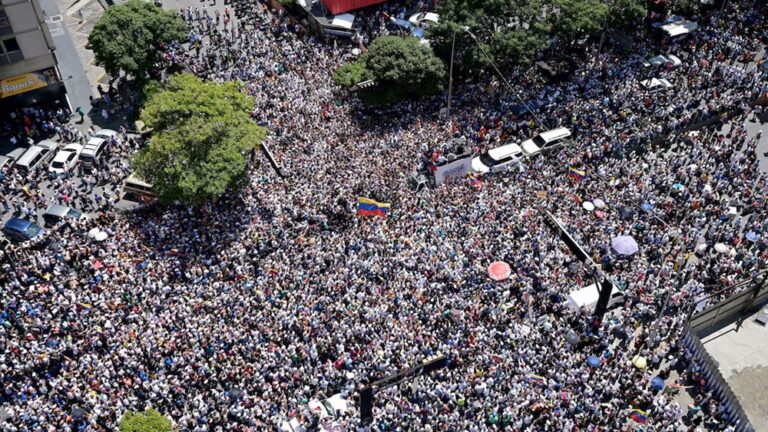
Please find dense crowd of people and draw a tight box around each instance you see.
[1,0,767,431]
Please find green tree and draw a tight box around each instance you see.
[118,409,172,432]
[428,0,551,73]
[606,0,647,31]
[493,25,549,67]
[552,0,609,44]
[364,36,446,98]
[133,74,267,205]
[332,62,369,88]
[335,36,446,105]
[89,0,187,81]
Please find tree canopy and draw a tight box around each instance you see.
[132,74,267,205]
[334,36,446,105]
[428,0,552,72]
[429,0,646,73]
[118,409,172,432]
[89,0,187,80]
[606,0,648,31]
[552,0,609,44]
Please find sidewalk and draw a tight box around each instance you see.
[39,0,93,118]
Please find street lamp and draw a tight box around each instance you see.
[446,25,470,118]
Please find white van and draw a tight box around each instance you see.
[79,137,106,171]
[520,127,572,157]
[566,283,624,312]
[471,143,524,174]
[15,140,58,173]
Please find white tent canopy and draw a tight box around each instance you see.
[661,20,698,38]
[331,14,355,29]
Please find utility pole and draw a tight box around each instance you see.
[736,274,766,330]
[447,29,457,117]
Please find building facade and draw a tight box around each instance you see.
[0,0,63,110]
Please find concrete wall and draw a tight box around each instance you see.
[690,279,768,335]
[0,0,56,80]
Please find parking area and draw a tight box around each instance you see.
[0,123,147,244]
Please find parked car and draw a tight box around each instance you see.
[640,78,674,91]
[123,174,154,198]
[2,147,25,170]
[471,143,524,174]
[79,128,117,172]
[14,140,58,173]
[643,54,682,68]
[565,283,625,312]
[408,12,439,27]
[49,143,83,175]
[2,217,46,242]
[43,204,87,227]
[520,127,573,157]
[80,138,107,171]
[93,128,118,141]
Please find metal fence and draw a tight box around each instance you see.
[689,279,768,334]
[679,276,768,432]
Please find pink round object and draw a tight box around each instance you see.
[488,261,512,281]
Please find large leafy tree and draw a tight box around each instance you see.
[606,0,648,31]
[89,0,187,80]
[551,0,610,45]
[334,36,446,105]
[428,0,552,73]
[133,74,267,205]
[118,409,172,432]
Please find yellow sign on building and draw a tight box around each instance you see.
[0,68,58,99]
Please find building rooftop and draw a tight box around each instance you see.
[700,308,768,432]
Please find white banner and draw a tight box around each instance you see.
[433,156,472,186]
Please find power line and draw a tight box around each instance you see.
[462,28,550,129]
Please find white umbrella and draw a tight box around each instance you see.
[87,228,100,239]
[612,235,639,256]
[714,243,729,254]
[582,201,595,211]
[94,231,109,242]
[593,199,606,209]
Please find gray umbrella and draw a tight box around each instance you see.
[618,207,635,221]
[71,408,86,420]
[228,388,244,402]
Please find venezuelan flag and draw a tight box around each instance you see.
[568,167,586,181]
[526,374,546,385]
[358,197,391,217]
[629,409,648,424]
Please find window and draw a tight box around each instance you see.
[0,36,22,64]
[0,9,12,36]
[3,37,19,52]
